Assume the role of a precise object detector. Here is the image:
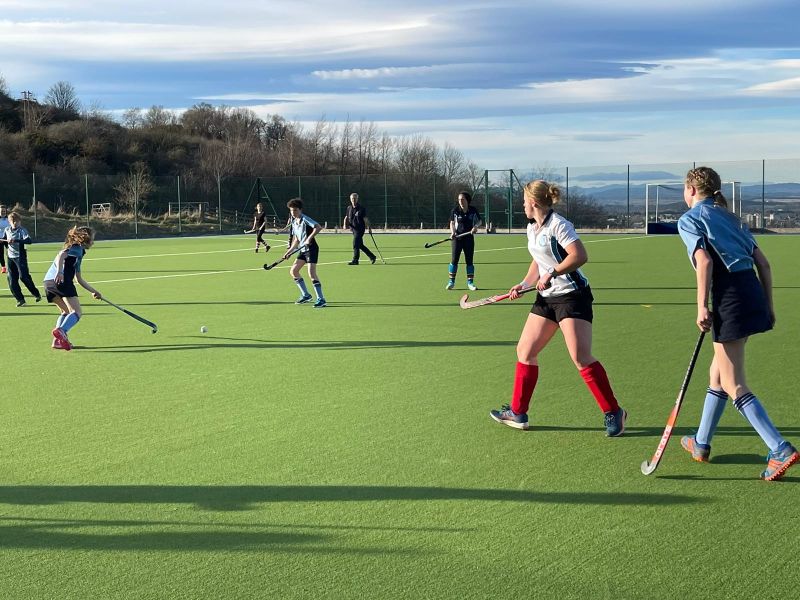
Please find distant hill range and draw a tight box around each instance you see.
[569,182,800,213]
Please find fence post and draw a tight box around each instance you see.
[432,175,437,229]
[177,175,182,234]
[565,166,569,220]
[626,164,630,229]
[85,174,90,226]
[484,170,489,231]
[761,159,766,230]
[508,169,512,232]
[134,179,139,238]
[298,176,302,199]
[32,172,37,238]
[338,175,342,230]
[384,172,388,229]
[217,175,222,232]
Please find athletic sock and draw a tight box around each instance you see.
[579,361,620,413]
[61,312,80,333]
[55,313,67,329]
[294,278,310,296]
[312,279,324,300]
[466,264,475,282]
[733,393,785,452]
[448,263,457,279]
[695,388,728,446]
[511,362,539,415]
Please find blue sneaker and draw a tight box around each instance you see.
[604,407,627,437]
[445,280,455,290]
[489,404,529,430]
[295,294,313,304]
[761,442,799,481]
[313,298,327,308]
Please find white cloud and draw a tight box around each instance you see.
[742,76,800,96]
[313,65,450,80]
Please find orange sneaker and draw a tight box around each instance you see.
[761,443,799,481]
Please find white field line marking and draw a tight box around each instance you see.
[2,235,647,288]
[27,237,288,266]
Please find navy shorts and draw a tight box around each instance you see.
[531,287,594,323]
[712,269,772,342]
[296,243,320,264]
[44,279,78,302]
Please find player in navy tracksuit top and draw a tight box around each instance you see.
[446,191,481,291]
[43,226,102,351]
[3,212,42,307]
[343,193,376,265]
[283,198,326,308]
[677,166,797,481]
[0,204,9,274]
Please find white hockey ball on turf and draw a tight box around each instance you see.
[200,326,208,333]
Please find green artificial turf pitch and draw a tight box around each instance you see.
[1,232,798,599]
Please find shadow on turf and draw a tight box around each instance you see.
[83,337,517,352]
[0,484,705,513]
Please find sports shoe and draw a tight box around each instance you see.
[35,296,42,302]
[681,435,711,462]
[604,407,627,437]
[51,327,72,351]
[445,280,455,290]
[467,281,477,291]
[313,298,327,308]
[370,256,376,264]
[255,247,259,253]
[761,442,799,481]
[347,260,359,265]
[16,300,26,307]
[0,266,5,274]
[52,337,66,350]
[295,294,313,304]
[264,245,271,252]
[489,404,529,430]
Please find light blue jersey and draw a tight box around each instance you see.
[44,244,85,282]
[678,198,756,272]
[290,214,320,249]
[4,225,32,259]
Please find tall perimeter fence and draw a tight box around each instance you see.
[1,158,798,241]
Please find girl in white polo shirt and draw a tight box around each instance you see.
[489,180,626,436]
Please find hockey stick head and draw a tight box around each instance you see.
[640,460,657,475]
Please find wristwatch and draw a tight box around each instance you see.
[547,266,558,277]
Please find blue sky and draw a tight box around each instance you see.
[2,0,799,169]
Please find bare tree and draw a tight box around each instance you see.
[377,132,393,173]
[44,81,81,114]
[339,117,354,174]
[114,163,155,213]
[122,107,143,129]
[439,143,468,190]
[355,120,378,177]
[143,105,176,128]
[309,115,329,175]
[0,72,8,96]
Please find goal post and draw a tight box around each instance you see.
[644,180,742,234]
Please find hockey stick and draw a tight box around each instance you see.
[368,230,386,264]
[459,286,535,309]
[100,297,158,334]
[263,247,300,270]
[424,231,472,249]
[641,330,706,475]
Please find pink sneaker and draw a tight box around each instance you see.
[51,327,72,351]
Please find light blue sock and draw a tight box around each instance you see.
[466,265,475,281]
[695,388,728,446]
[312,279,324,300]
[448,263,456,281]
[61,312,80,333]
[294,278,310,296]
[55,313,67,329]
[733,393,785,451]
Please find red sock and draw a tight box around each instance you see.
[511,362,539,414]
[579,361,619,413]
